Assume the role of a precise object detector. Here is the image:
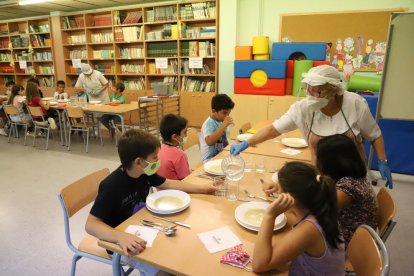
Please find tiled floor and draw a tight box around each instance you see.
[0,132,412,275]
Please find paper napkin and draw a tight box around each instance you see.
[280,148,302,156]
[125,225,159,247]
[197,226,242,253]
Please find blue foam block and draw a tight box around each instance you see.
[234,60,287,78]
[271,42,326,61]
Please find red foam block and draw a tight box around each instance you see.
[285,78,293,95]
[287,60,294,78]
[312,60,331,67]
[234,78,286,96]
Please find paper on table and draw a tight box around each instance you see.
[197,226,242,254]
[280,148,302,156]
[125,225,159,247]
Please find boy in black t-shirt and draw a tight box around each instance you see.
[86,129,216,275]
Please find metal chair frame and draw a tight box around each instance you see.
[3,104,29,145]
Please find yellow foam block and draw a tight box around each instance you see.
[254,54,270,60]
[253,36,269,54]
[235,46,253,60]
[246,129,257,134]
[250,70,268,87]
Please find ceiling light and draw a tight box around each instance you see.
[19,0,49,5]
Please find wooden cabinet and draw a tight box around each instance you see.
[180,91,215,127]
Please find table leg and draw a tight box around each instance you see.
[111,252,122,276]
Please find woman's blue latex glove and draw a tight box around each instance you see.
[378,160,393,189]
[230,140,249,155]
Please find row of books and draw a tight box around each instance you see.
[39,76,55,87]
[92,50,114,59]
[11,36,30,48]
[29,24,50,33]
[120,63,145,74]
[16,53,31,61]
[67,35,86,44]
[146,6,177,22]
[181,60,211,75]
[123,77,145,90]
[179,2,217,19]
[0,40,8,48]
[181,41,215,57]
[17,66,35,74]
[31,34,50,47]
[114,26,143,42]
[0,53,11,61]
[0,30,8,36]
[38,65,54,74]
[147,24,178,40]
[34,52,52,61]
[62,16,85,29]
[93,16,112,27]
[147,42,178,57]
[91,33,113,43]
[148,59,178,75]
[182,25,216,39]
[69,50,87,59]
[119,47,144,58]
[0,65,14,73]
[181,76,215,92]
[113,11,143,25]
[94,64,115,74]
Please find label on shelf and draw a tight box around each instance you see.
[189,57,203,69]
[19,60,27,69]
[72,59,82,68]
[155,58,168,69]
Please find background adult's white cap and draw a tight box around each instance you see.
[301,65,343,91]
[81,63,93,75]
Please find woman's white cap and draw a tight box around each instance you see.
[301,65,344,94]
[81,63,93,75]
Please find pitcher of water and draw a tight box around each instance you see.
[221,154,245,201]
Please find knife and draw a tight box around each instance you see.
[152,215,192,228]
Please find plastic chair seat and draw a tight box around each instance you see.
[78,234,111,260]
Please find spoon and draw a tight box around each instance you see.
[260,178,279,199]
[140,219,178,236]
[243,189,272,202]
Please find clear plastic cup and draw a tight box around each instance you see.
[255,158,266,173]
[226,179,239,201]
[213,176,227,197]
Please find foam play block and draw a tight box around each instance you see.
[253,36,269,54]
[234,78,286,96]
[272,42,326,61]
[254,54,270,60]
[313,60,331,67]
[286,78,293,95]
[234,60,287,79]
[287,60,294,78]
[235,46,253,60]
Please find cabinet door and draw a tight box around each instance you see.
[268,95,304,138]
[180,92,215,127]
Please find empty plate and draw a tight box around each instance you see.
[89,100,102,104]
[236,133,253,141]
[146,189,191,215]
[42,97,54,101]
[281,138,308,148]
[203,159,224,176]
[235,201,286,232]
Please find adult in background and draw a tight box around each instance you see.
[230,65,393,188]
[75,63,110,104]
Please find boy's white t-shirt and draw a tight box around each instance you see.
[54,91,68,100]
[200,117,229,163]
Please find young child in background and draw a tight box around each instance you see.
[253,161,345,275]
[26,82,56,130]
[316,134,378,246]
[200,94,235,163]
[101,82,126,139]
[7,85,30,123]
[53,80,68,100]
[85,129,216,276]
[5,80,15,97]
[158,114,191,180]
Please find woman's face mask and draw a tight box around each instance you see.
[306,95,329,112]
[143,159,161,176]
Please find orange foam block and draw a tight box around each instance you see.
[234,78,286,96]
[235,46,253,60]
[312,60,331,67]
[285,78,293,95]
[287,60,294,78]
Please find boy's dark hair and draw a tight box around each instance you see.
[6,80,15,87]
[211,94,235,112]
[115,82,125,92]
[118,129,161,170]
[316,134,367,181]
[288,52,307,60]
[278,161,342,249]
[57,80,65,86]
[160,114,188,142]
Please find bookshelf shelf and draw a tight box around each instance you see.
[33,46,52,49]
[114,23,143,27]
[115,41,144,44]
[86,26,113,30]
[87,42,114,46]
[181,74,214,77]
[179,18,216,23]
[180,37,216,41]
[146,39,178,42]
[32,60,53,62]
[144,20,178,25]
[62,28,86,32]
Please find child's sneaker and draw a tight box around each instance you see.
[26,131,35,137]
[0,128,8,136]
[48,118,57,130]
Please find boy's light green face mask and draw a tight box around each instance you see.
[143,159,161,176]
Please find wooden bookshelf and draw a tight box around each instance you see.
[0,17,56,92]
[57,0,218,126]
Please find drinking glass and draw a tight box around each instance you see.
[69,96,78,107]
[226,180,239,201]
[255,158,266,173]
[78,96,87,108]
[213,176,227,197]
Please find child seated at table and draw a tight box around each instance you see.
[101,82,126,139]
[7,85,31,123]
[85,129,216,276]
[253,161,345,275]
[158,114,191,180]
[200,94,235,163]
[316,134,378,246]
[26,82,56,130]
[53,80,68,100]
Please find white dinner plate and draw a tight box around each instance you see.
[146,189,191,215]
[235,201,287,232]
[89,100,101,104]
[57,99,69,103]
[203,159,224,176]
[48,101,58,105]
[236,133,253,141]
[281,138,308,148]
[272,172,278,183]
[42,97,54,101]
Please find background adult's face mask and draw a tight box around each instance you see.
[306,95,329,112]
[143,159,160,175]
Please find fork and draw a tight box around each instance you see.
[243,189,272,202]
[260,178,279,199]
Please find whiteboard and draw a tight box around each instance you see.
[378,12,414,120]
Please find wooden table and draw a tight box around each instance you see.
[98,153,297,275]
[225,120,312,162]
